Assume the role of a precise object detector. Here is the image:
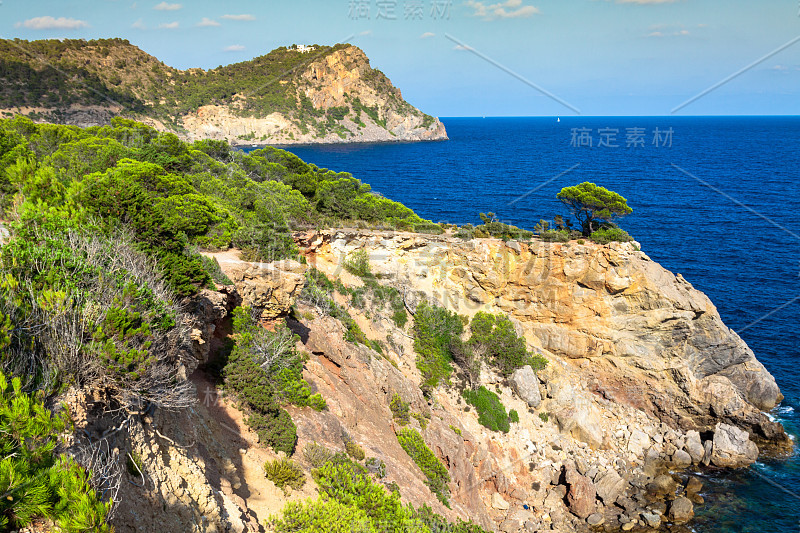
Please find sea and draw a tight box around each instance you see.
[266,116,800,532]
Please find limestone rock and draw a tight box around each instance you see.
[711,423,759,468]
[492,492,510,511]
[587,513,604,526]
[671,449,692,468]
[227,260,305,320]
[511,365,542,408]
[593,470,628,504]
[683,430,705,464]
[668,496,694,523]
[565,468,596,519]
[641,511,661,528]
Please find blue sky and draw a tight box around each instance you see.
[3,0,799,116]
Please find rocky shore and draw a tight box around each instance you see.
[67,230,790,532]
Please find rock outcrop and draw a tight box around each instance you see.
[226,259,306,320]
[710,422,760,467]
[304,229,788,450]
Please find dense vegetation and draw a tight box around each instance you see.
[0,38,431,139]
[557,182,633,237]
[462,386,513,433]
[0,372,112,531]
[412,304,547,393]
[396,428,451,506]
[0,116,442,528]
[272,443,485,533]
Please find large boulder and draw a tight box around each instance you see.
[227,259,305,320]
[565,467,596,519]
[510,365,542,408]
[683,430,705,464]
[668,496,694,523]
[593,470,628,504]
[711,423,759,467]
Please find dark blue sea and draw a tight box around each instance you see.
[275,117,800,532]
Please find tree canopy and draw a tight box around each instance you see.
[556,182,632,236]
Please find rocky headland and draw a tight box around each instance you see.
[68,229,791,533]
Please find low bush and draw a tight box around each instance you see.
[539,412,549,423]
[302,442,335,469]
[0,372,112,531]
[412,302,464,390]
[468,312,547,376]
[462,386,510,433]
[343,249,370,277]
[589,226,633,244]
[389,393,411,425]
[264,458,305,493]
[345,441,366,462]
[508,409,520,424]
[396,428,451,506]
[199,254,233,286]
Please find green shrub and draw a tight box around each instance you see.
[273,498,376,533]
[468,312,547,376]
[389,393,410,425]
[462,386,510,433]
[450,425,462,436]
[224,308,325,454]
[411,412,429,430]
[539,412,549,423]
[302,442,335,469]
[589,226,633,244]
[0,372,112,531]
[345,441,366,462]
[364,457,386,478]
[412,302,464,390]
[413,504,491,533]
[343,249,371,277]
[396,428,450,506]
[199,254,233,286]
[508,409,520,424]
[264,458,305,493]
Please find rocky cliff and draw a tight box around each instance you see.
[68,230,791,533]
[0,39,446,145]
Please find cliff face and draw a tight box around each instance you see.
[74,231,789,533]
[308,230,786,444]
[0,39,446,145]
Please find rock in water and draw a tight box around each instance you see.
[711,423,759,467]
[668,497,694,523]
[511,365,542,408]
[565,468,596,519]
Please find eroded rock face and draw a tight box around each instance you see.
[227,259,305,320]
[711,422,759,467]
[306,230,787,447]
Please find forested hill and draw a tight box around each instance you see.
[0,38,447,145]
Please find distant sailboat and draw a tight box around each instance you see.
[557,117,561,123]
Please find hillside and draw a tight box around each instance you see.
[0,38,447,145]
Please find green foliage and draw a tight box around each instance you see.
[302,442,335,469]
[557,182,632,236]
[413,504,491,533]
[389,393,411,425]
[396,428,450,506]
[539,412,549,423]
[199,254,233,286]
[264,458,305,494]
[344,441,366,462]
[450,425,462,436]
[224,307,325,454]
[462,386,510,433]
[364,457,386,478]
[468,312,547,376]
[0,372,112,531]
[411,412,429,430]
[343,249,371,277]
[273,498,377,533]
[475,212,533,240]
[508,409,520,424]
[412,302,464,390]
[589,226,634,244]
[311,459,420,530]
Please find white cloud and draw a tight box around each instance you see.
[645,24,689,37]
[221,14,255,21]
[197,17,220,27]
[131,18,147,29]
[154,2,182,10]
[16,16,89,30]
[159,21,179,29]
[420,32,436,38]
[224,44,245,52]
[466,0,539,20]
[359,30,372,36]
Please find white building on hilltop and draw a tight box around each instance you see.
[292,44,316,53]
